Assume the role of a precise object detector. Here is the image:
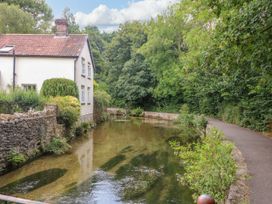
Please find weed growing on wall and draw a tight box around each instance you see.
[7,150,27,167]
[45,137,71,155]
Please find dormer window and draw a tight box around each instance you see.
[81,58,86,77]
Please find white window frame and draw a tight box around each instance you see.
[87,62,92,79]
[87,87,91,104]
[81,85,85,104]
[22,84,37,91]
[81,58,86,76]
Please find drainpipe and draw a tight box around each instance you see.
[12,49,16,91]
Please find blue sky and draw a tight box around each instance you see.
[46,0,141,17]
[46,0,179,32]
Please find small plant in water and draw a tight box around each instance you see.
[8,150,27,166]
[129,107,144,117]
[45,137,71,155]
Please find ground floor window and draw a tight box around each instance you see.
[22,84,37,91]
[87,87,91,104]
[81,85,85,104]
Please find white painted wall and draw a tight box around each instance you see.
[75,42,94,120]
[16,57,75,92]
[0,57,14,90]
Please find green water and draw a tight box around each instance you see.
[0,118,193,204]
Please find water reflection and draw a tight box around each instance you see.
[0,118,193,204]
[0,132,94,202]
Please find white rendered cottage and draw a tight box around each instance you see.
[0,19,94,121]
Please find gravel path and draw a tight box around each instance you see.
[209,119,272,204]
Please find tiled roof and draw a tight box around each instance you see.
[0,34,88,57]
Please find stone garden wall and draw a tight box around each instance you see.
[0,105,59,172]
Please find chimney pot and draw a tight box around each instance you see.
[55,19,68,36]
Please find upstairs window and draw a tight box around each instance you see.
[88,62,92,79]
[81,58,86,76]
[81,85,85,104]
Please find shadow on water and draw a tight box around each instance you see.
[0,118,193,204]
[100,154,126,171]
[0,168,67,195]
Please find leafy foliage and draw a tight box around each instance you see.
[93,81,111,123]
[92,0,272,131]
[0,3,35,33]
[0,89,44,114]
[105,22,155,108]
[62,7,80,34]
[8,150,27,166]
[45,137,71,155]
[75,122,91,137]
[175,105,208,144]
[41,78,79,99]
[129,107,144,117]
[0,0,53,32]
[171,128,236,202]
[47,96,80,128]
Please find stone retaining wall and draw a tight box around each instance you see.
[0,105,59,173]
[107,108,179,121]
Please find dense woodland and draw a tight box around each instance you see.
[0,0,271,131]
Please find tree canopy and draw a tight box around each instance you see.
[0,0,53,32]
[0,3,35,33]
[88,0,271,131]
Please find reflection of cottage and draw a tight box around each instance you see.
[0,19,95,121]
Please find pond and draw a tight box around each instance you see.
[0,118,193,204]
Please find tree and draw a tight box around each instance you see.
[0,0,53,32]
[84,26,111,81]
[114,54,155,107]
[105,22,152,107]
[0,3,35,33]
[62,7,80,34]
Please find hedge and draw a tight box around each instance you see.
[40,78,79,99]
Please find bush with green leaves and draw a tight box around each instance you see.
[171,128,236,203]
[47,96,80,128]
[0,89,44,114]
[8,150,27,167]
[175,105,208,144]
[45,137,71,155]
[75,122,91,137]
[129,107,144,117]
[94,82,111,123]
[41,78,79,99]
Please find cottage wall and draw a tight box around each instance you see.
[75,42,94,121]
[16,57,75,92]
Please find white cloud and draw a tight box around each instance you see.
[75,0,179,31]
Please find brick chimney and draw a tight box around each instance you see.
[55,19,68,36]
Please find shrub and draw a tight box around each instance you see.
[47,96,80,128]
[8,150,27,166]
[129,107,144,117]
[45,137,71,155]
[41,78,79,99]
[219,104,241,125]
[12,89,44,112]
[175,105,208,144]
[0,91,14,113]
[171,128,236,203]
[94,85,111,123]
[0,89,44,114]
[75,122,91,137]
